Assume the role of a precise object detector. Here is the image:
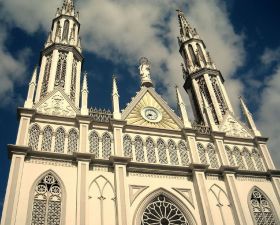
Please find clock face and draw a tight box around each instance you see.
[141,107,162,123]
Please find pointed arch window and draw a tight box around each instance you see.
[207,144,219,169]
[210,76,227,115]
[123,135,132,158]
[141,194,189,225]
[28,124,40,151]
[70,59,78,102]
[68,129,78,153]
[249,189,278,225]
[168,140,179,165]
[146,138,156,163]
[55,51,67,88]
[243,148,255,171]
[196,43,206,65]
[55,21,62,40]
[252,149,265,171]
[102,133,112,159]
[41,54,52,97]
[62,20,69,41]
[225,146,235,166]
[197,143,207,164]
[135,136,144,162]
[178,141,190,166]
[188,44,199,66]
[30,173,62,225]
[89,131,99,157]
[41,126,53,152]
[157,139,168,164]
[233,147,246,169]
[54,128,65,153]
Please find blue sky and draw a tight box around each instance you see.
[1,0,280,216]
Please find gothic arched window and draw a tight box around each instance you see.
[233,147,246,169]
[55,51,67,88]
[168,140,179,165]
[146,138,156,163]
[30,173,62,225]
[141,195,189,225]
[252,149,265,171]
[70,59,78,102]
[102,133,112,159]
[54,127,65,153]
[196,43,206,65]
[249,188,277,225]
[243,148,255,171]
[123,135,132,158]
[28,124,40,151]
[178,141,190,166]
[197,143,207,164]
[62,20,69,41]
[157,139,168,164]
[188,44,199,66]
[41,126,53,152]
[40,54,52,97]
[68,129,78,153]
[135,136,144,162]
[225,146,235,166]
[210,76,227,115]
[89,131,99,157]
[207,144,219,169]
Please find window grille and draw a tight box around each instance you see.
[207,144,219,168]
[68,129,78,153]
[55,21,61,40]
[250,189,277,225]
[89,131,99,157]
[225,146,235,166]
[146,138,156,163]
[233,147,246,169]
[31,173,62,225]
[210,76,227,115]
[62,20,69,41]
[168,140,179,165]
[54,128,65,153]
[70,59,77,102]
[41,54,52,97]
[188,44,199,67]
[55,52,67,88]
[197,143,207,164]
[102,133,111,159]
[123,135,132,158]
[28,124,40,151]
[178,141,190,166]
[141,195,189,225]
[157,139,168,164]
[135,136,144,162]
[243,149,255,171]
[41,126,53,152]
[252,149,265,171]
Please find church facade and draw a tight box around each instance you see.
[1,0,280,225]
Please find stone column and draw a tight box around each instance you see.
[75,153,92,225]
[48,49,59,92]
[77,116,91,153]
[64,52,74,95]
[16,109,35,146]
[35,55,47,103]
[254,137,275,170]
[223,170,247,225]
[269,171,280,203]
[192,165,214,225]
[1,146,28,225]
[110,120,127,156]
[183,129,200,164]
[211,132,229,166]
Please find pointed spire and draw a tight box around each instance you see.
[30,66,38,85]
[81,72,88,115]
[139,57,153,87]
[176,86,191,128]
[112,75,121,120]
[239,97,261,136]
[24,66,38,108]
[62,0,75,16]
[201,95,218,131]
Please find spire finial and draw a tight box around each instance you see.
[175,86,191,128]
[112,75,121,119]
[139,57,153,88]
[176,9,198,41]
[112,75,119,97]
[82,72,88,92]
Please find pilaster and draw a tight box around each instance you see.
[269,170,280,203]
[35,55,47,103]
[217,75,233,112]
[183,129,200,164]
[110,120,126,156]
[254,137,275,170]
[211,132,229,166]
[77,116,91,153]
[48,49,59,92]
[75,61,82,107]
[223,170,247,225]
[16,108,35,146]
[65,51,74,95]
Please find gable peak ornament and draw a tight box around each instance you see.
[139,57,153,87]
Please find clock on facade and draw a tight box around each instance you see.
[141,107,162,123]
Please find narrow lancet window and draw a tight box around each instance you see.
[102,133,111,159]
[62,20,69,41]
[28,124,40,151]
[55,51,67,88]
[41,54,52,97]
[68,129,78,153]
[89,131,99,157]
[54,127,65,153]
[123,135,132,158]
[146,138,156,163]
[157,139,168,164]
[168,140,179,165]
[41,126,53,152]
[135,136,144,162]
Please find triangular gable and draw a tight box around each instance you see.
[34,88,80,118]
[219,112,253,138]
[122,87,183,130]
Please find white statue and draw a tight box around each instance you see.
[139,57,152,86]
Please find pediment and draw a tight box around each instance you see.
[34,88,80,118]
[122,87,183,130]
[219,112,253,138]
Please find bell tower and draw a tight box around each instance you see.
[31,0,83,108]
[177,9,233,125]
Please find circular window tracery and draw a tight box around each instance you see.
[141,195,189,225]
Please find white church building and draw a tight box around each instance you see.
[1,0,280,225]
